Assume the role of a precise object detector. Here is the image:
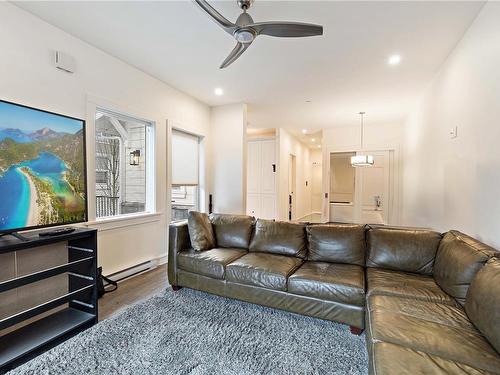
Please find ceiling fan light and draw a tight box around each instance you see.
[351,154,374,167]
[235,29,254,43]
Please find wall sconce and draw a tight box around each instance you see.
[129,150,140,166]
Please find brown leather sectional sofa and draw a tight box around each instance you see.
[168,213,500,374]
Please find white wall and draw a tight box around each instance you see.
[310,149,323,213]
[210,104,247,214]
[401,2,500,248]
[322,123,402,151]
[0,3,211,275]
[277,129,312,221]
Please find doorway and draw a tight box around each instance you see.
[327,150,393,224]
[288,154,296,220]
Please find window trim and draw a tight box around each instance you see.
[85,212,162,232]
[92,105,156,222]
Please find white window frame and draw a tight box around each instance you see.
[93,106,156,221]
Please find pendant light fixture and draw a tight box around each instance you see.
[351,111,374,167]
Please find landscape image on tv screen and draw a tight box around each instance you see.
[0,100,87,232]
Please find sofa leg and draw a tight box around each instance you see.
[172,285,182,291]
[350,326,364,335]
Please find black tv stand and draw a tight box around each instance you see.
[0,231,30,242]
[0,228,98,372]
[38,227,76,237]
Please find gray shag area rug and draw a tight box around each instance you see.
[10,288,368,374]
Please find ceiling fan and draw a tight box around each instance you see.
[194,0,323,69]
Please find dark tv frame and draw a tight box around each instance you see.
[0,99,88,236]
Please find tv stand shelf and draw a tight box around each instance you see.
[0,308,95,369]
[0,228,98,372]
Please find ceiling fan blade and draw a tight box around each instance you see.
[250,22,323,38]
[220,42,251,69]
[193,0,236,34]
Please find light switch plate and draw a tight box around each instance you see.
[450,126,458,138]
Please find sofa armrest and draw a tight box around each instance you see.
[168,220,192,286]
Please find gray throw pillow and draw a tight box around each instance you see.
[188,211,216,251]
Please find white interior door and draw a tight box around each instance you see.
[246,141,261,217]
[260,140,276,219]
[246,139,276,219]
[356,150,390,224]
[246,194,260,217]
[260,140,276,194]
[247,141,261,195]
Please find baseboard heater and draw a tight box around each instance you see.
[104,260,156,285]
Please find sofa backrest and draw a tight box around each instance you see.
[465,257,500,354]
[249,219,307,259]
[434,230,498,306]
[209,213,255,249]
[307,223,366,266]
[366,226,442,275]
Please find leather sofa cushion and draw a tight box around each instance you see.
[249,219,307,258]
[366,268,456,305]
[434,230,498,306]
[187,211,216,251]
[465,257,500,354]
[366,227,442,275]
[368,295,475,331]
[226,252,303,291]
[366,295,500,374]
[370,342,495,375]
[209,213,254,249]
[288,261,365,306]
[306,224,366,265]
[177,248,247,279]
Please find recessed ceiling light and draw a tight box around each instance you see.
[302,129,307,134]
[317,145,321,148]
[214,87,224,96]
[388,54,401,66]
[305,100,312,103]
[311,138,316,142]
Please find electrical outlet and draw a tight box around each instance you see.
[449,126,458,139]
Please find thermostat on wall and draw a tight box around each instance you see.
[54,51,76,74]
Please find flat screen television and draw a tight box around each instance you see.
[0,100,87,236]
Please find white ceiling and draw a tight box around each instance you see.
[14,1,483,130]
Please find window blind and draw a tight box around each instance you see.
[172,130,199,185]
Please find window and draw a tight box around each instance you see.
[95,109,154,218]
[95,170,108,184]
[171,130,200,221]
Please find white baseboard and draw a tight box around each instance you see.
[105,255,168,284]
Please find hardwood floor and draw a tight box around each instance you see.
[98,264,169,321]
